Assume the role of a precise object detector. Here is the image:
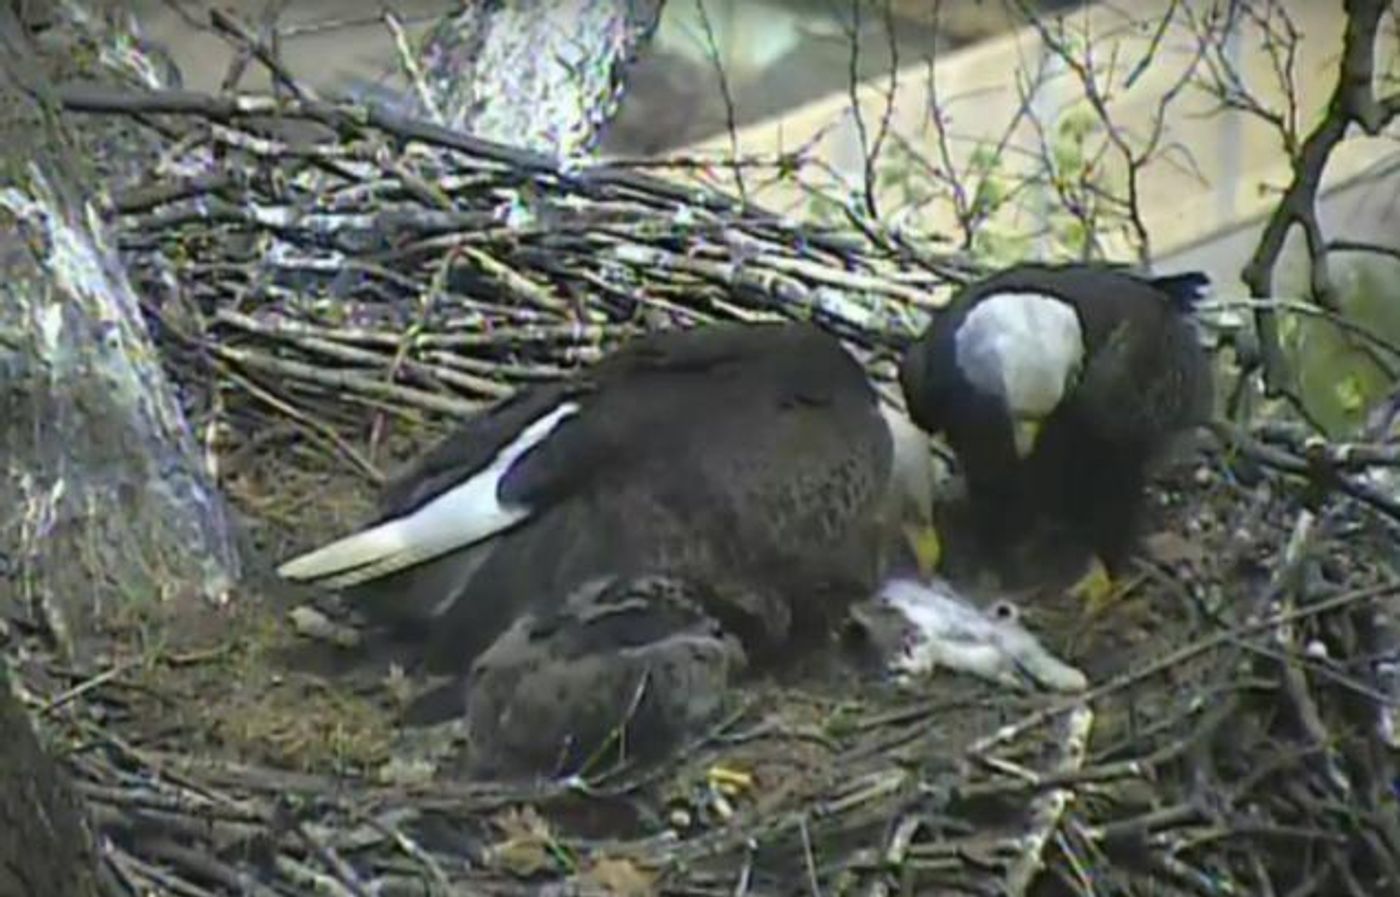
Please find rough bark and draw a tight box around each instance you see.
[0,6,239,652]
[0,666,100,897]
[418,0,665,157]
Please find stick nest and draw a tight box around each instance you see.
[15,83,1400,897]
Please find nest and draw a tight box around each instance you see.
[16,80,1400,896]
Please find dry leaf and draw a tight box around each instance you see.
[581,856,657,897]
[488,806,557,878]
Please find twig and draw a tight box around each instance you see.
[1222,0,1400,393]
[208,6,316,103]
[693,0,746,204]
[799,813,824,897]
[1268,511,1352,796]
[969,580,1400,755]
[363,813,454,896]
[1210,420,1400,523]
[383,8,445,127]
[218,364,385,483]
[213,344,482,417]
[37,657,142,715]
[863,814,923,897]
[1004,704,1095,895]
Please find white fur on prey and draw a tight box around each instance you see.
[877,576,1088,693]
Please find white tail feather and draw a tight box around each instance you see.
[278,402,579,587]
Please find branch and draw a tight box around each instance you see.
[1327,238,1400,264]
[1209,420,1400,524]
[52,83,864,261]
[1238,0,1400,395]
[1003,705,1095,896]
[842,0,900,221]
[693,0,747,204]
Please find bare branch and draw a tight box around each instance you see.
[1018,0,1208,263]
[1231,0,1400,395]
[840,0,900,220]
[692,0,747,204]
[1327,238,1400,264]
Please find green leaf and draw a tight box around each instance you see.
[969,176,1006,218]
[968,144,1000,174]
[805,193,844,227]
[1056,107,1098,142]
[972,227,1033,267]
[1055,218,1089,255]
[1335,374,1366,413]
[1052,141,1085,178]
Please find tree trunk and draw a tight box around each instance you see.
[0,669,100,897]
[418,0,665,156]
[0,5,239,653]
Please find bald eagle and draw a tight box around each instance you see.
[278,320,939,672]
[899,262,1213,593]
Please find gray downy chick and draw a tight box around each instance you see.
[464,574,746,781]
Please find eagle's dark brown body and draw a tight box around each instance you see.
[286,321,923,674]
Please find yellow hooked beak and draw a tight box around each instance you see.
[1068,555,1121,616]
[902,521,943,576]
[1012,417,1044,459]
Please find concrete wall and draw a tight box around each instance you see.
[1161,159,1400,291]
[594,0,1082,154]
[663,0,1398,265]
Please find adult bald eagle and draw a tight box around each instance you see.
[278,321,938,673]
[899,262,1213,594]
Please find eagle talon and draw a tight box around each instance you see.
[1068,555,1119,616]
[706,764,754,798]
